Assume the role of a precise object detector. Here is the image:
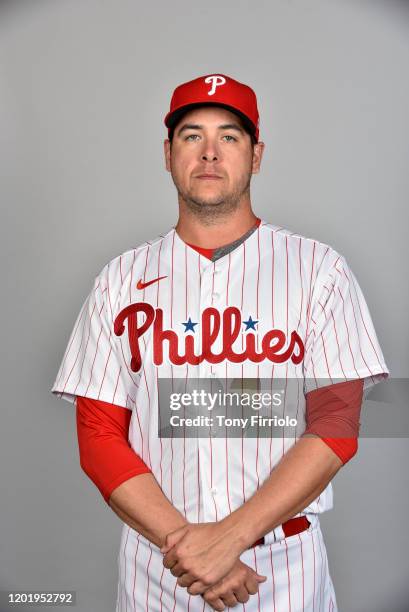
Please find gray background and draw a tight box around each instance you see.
[1,0,408,611]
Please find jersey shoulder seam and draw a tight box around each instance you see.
[260,220,340,255]
[98,228,173,277]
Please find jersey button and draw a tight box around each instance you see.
[210,487,218,496]
[212,292,220,299]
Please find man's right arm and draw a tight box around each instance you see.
[108,472,187,548]
[76,395,265,611]
[76,395,187,548]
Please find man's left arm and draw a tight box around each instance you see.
[162,378,363,594]
[227,377,363,546]
[220,431,343,550]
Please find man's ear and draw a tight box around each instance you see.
[252,141,265,174]
[164,139,171,172]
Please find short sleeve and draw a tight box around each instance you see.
[51,267,135,410]
[303,255,389,395]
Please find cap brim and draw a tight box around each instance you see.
[166,102,257,141]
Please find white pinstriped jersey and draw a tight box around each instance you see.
[51,219,389,611]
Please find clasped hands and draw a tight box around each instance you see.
[160,521,266,611]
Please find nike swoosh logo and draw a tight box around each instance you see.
[137,275,167,290]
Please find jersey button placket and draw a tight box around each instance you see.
[199,260,215,379]
[197,259,217,521]
[207,261,226,518]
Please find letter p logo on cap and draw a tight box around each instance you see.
[204,75,227,96]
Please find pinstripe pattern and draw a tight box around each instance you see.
[52,220,389,611]
[116,514,336,611]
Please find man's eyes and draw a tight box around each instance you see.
[184,134,237,142]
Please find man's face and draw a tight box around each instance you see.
[164,106,264,215]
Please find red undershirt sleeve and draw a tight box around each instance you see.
[76,396,152,504]
[302,378,364,464]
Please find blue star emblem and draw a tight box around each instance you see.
[243,315,258,331]
[182,317,198,333]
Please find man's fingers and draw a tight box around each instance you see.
[187,560,267,605]
[203,588,236,611]
[187,580,209,595]
[162,550,178,569]
[245,576,261,595]
[177,573,195,588]
[233,584,250,604]
[168,562,186,578]
[202,595,225,612]
[244,565,266,595]
[160,526,188,553]
[220,591,239,607]
[246,565,267,580]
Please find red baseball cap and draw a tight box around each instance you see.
[164,73,260,142]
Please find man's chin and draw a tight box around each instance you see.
[197,198,225,206]
[184,192,225,207]
[179,186,244,211]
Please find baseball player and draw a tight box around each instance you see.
[52,73,390,611]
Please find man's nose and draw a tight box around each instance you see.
[201,141,220,162]
[201,151,218,161]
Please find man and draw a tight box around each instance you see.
[52,73,389,611]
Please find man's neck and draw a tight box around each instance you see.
[174,209,259,249]
[184,217,261,262]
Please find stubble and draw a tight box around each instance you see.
[171,169,253,226]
